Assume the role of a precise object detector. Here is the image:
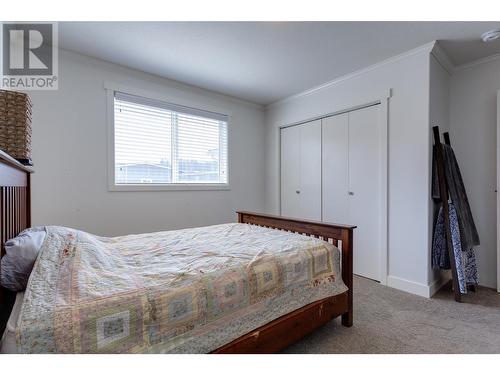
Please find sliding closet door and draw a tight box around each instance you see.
[322,105,382,281]
[280,120,321,221]
[282,107,382,281]
[348,105,381,281]
[322,113,349,224]
[281,124,301,218]
[299,120,322,220]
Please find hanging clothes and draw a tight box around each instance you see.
[432,203,478,293]
[432,144,480,252]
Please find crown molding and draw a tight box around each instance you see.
[266,41,436,110]
[430,41,455,75]
[454,51,500,72]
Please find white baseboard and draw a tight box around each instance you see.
[387,276,431,297]
[387,274,450,298]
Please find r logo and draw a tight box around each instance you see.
[2,23,53,76]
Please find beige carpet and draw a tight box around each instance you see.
[283,275,500,353]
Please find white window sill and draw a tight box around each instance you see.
[108,183,231,192]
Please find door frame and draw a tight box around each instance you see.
[278,89,391,285]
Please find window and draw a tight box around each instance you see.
[111,91,228,189]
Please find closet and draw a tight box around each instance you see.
[281,104,382,281]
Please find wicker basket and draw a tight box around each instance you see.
[0,90,32,165]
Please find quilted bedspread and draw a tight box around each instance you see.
[16,223,347,353]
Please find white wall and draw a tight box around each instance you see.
[428,53,451,289]
[449,56,500,289]
[264,44,435,296]
[29,49,266,236]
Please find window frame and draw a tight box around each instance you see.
[105,82,231,191]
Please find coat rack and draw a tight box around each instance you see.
[432,126,461,302]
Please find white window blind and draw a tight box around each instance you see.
[114,92,228,186]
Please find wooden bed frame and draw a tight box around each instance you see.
[0,151,355,353]
[0,150,32,335]
[213,212,354,353]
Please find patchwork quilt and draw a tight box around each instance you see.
[16,223,347,353]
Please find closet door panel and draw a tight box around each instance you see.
[280,125,301,218]
[348,105,381,281]
[298,120,322,221]
[322,113,349,224]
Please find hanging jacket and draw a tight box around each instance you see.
[432,144,480,252]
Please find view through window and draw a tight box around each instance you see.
[114,92,228,185]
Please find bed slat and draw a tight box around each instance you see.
[1,185,29,256]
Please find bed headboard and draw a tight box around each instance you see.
[0,150,32,258]
[0,150,32,333]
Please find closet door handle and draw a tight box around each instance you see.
[348,191,354,196]
[296,190,301,194]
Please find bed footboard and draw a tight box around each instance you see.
[212,211,355,353]
[237,211,355,327]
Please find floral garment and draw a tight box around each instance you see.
[432,203,478,293]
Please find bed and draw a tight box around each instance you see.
[0,150,354,353]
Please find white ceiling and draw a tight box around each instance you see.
[59,22,500,105]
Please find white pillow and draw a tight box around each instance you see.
[1,227,46,291]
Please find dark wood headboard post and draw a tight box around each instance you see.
[236,211,355,327]
[27,172,31,228]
